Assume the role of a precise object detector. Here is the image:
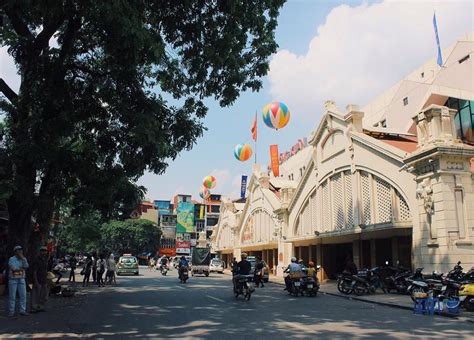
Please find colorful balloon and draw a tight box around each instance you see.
[234,143,253,162]
[262,101,291,130]
[203,175,216,189]
[199,187,211,200]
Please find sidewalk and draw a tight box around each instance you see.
[265,275,474,323]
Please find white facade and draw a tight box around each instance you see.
[212,32,474,278]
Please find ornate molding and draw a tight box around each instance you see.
[416,178,434,215]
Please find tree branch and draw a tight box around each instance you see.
[33,15,65,53]
[0,78,18,102]
[3,7,33,39]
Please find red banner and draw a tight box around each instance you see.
[270,144,279,177]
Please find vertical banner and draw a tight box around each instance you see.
[199,205,204,219]
[270,144,280,177]
[177,202,195,233]
[433,12,443,66]
[240,175,248,198]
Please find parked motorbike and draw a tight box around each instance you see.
[234,275,254,301]
[351,268,386,296]
[383,266,412,294]
[459,281,474,311]
[337,271,354,295]
[179,266,189,283]
[161,265,168,276]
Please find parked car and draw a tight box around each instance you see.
[117,254,139,276]
[248,256,270,282]
[210,259,224,273]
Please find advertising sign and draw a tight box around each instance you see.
[176,241,191,254]
[160,248,176,257]
[177,202,195,233]
[270,144,280,177]
[176,233,192,241]
[240,175,248,198]
[161,226,176,239]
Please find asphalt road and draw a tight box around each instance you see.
[1,267,473,338]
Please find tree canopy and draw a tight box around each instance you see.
[0,0,285,254]
[101,219,161,255]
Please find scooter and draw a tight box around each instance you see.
[161,265,168,276]
[459,282,474,311]
[179,267,189,283]
[337,271,354,295]
[351,268,386,296]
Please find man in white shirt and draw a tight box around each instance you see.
[284,257,302,291]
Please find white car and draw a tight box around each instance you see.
[209,259,224,273]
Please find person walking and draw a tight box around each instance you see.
[31,246,49,313]
[97,254,106,287]
[91,253,98,283]
[52,257,64,284]
[106,254,117,285]
[254,256,265,288]
[82,255,93,287]
[68,254,77,282]
[8,245,29,317]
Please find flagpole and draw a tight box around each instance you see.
[254,110,257,165]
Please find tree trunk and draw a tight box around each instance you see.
[6,195,34,256]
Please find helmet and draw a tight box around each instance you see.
[241,253,248,259]
[291,256,297,263]
[13,245,23,252]
[298,259,304,264]
[309,261,315,267]
[181,256,185,260]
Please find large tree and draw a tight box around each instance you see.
[0,1,285,256]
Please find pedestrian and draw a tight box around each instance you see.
[82,255,93,287]
[31,246,49,313]
[91,253,98,283]
[106,254,116,285]
[254,256,265,288]
[7,245,29,317]
[52,258,64,284]
[97,254,106,287]
[69,253,77,282]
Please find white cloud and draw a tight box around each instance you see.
[268,0,474,121]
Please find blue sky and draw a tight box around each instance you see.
[138,0,376,201]
[137,0,473,201]
[2,0,471,202]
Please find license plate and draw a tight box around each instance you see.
[247,283,254,289]
[295,282,301,287]
[307,284,313,289]
[459,296,466,301]
[442,285,447,291]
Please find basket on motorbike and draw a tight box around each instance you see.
[290,272,302,279]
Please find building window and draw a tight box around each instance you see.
[196,220,205,232]
[210,205,220,213]
[403,97,408,106]
[445,97,474,143]
[421,72,424,78]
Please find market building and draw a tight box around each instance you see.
[212,32,474,280]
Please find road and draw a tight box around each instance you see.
[1,267,473,338]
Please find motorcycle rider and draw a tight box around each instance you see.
[254,256,265,288]
[233,253,251,291]
[284,257,302,291]
[178,256,189,280]
[307,261,317,280]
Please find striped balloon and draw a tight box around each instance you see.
[234,143,253,162]
[199,187,211,200]
[262,101,291,130]
[202,175,216,189]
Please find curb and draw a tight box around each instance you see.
[267,279,473,322]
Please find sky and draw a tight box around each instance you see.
[1,0,473,202]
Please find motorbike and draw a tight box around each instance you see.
[161,264,168,276]
[459,281,474,311]
[383,265,412,294]
[337,271,354,295]
[301,267,320,297]
[234,274,254,301]
[351,268,386,296]
[288,276,303,297]
[179,266,189,283]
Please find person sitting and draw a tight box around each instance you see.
[284,257,302,291]
[307,261,317,280]
[233,253,251,291]
[178,256,189,279]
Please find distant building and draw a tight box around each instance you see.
[130,201,158,223]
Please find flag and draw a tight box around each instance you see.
[270,144,279,177]
[433,12,443,66]
[251,113,257,141]
[240,175,248,198]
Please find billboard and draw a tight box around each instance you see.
[176,241,191,254]
[177,202,194,233]
[161,226,176,239]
